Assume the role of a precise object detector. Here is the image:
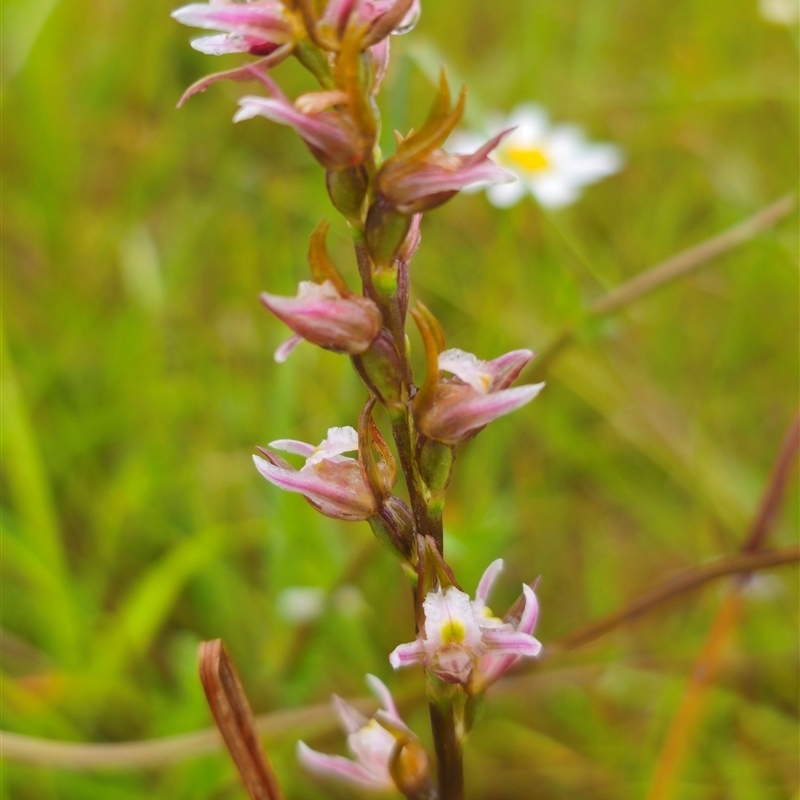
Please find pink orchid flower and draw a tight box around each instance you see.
[260,280,383,363]
[378,131,516,214]
[415,347,545,445]
[389,559,542,689]
[234,71,365,169]
[297,674,421,790]
[254,426,385,521]
[171,0,297,56]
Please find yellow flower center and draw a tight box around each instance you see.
[440,619,466,644]
[505,146,550,173]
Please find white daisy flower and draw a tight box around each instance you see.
[758,0,799,24]
[449,104,624,209]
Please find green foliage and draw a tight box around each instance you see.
[2,0,797,797]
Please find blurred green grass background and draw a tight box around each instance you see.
[1,0,798,798]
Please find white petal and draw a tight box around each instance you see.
[485,179,527,208]
[347,720,396,782]
[190,33,252,54]
[307,426,359,465]
[559,143,624,183]
[296,279,341,300]
[506,104,550,142]
[438,348,492,393]
[423,587,482,648]
[530,175,582,208]
[268,438,316,456]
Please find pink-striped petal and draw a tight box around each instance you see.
[389,639,427,668]
[485,348,535,390]
[517,584,539,635]
[297,741,387,788]
[252,455,375,520]
[267,438,316,457]
[365,674,401,722]
[475,558,504,605]
[430,382,545,443]
[172,2,290,37]
[332,695,368,735]
[481,628,542,657]
[274,333,303,363]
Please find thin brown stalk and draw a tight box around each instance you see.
[531,195,795,379]
[546,545,799,655]
[428,701,464,800]
[588,194,795,317]
[645,411,800,800]
[742,412,800,553]
[199,639,285,800]
[4,541,797,772]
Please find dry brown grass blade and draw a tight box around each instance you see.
[199,639,285,800]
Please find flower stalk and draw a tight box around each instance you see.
[173,2,546,795]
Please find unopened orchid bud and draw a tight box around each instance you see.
[418,438,455,499]
[358,399,397,503]
[298,675,432,794]
[397,213,422,265]
[390,558,542,692]
[414,347,545,445]
[260,280,382,362]
[326,165,368,221]
[253,426,387,521]
[369,495,416,560]
[365,194,413,267]
[352,331,405,407]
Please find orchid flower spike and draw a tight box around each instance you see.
[171,0,299,56]
[253,426,393,521]
[389,559,542,691]
[261,280,382,363]
[415,347,545,445]
[298,675,432,793]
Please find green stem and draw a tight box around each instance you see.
[428,701,464,800]
[390,409,430,540]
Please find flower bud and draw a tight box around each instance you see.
[365,194,413,267]
[326,165,368,221]
[368,495,416,561]
[351,331,405,407]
